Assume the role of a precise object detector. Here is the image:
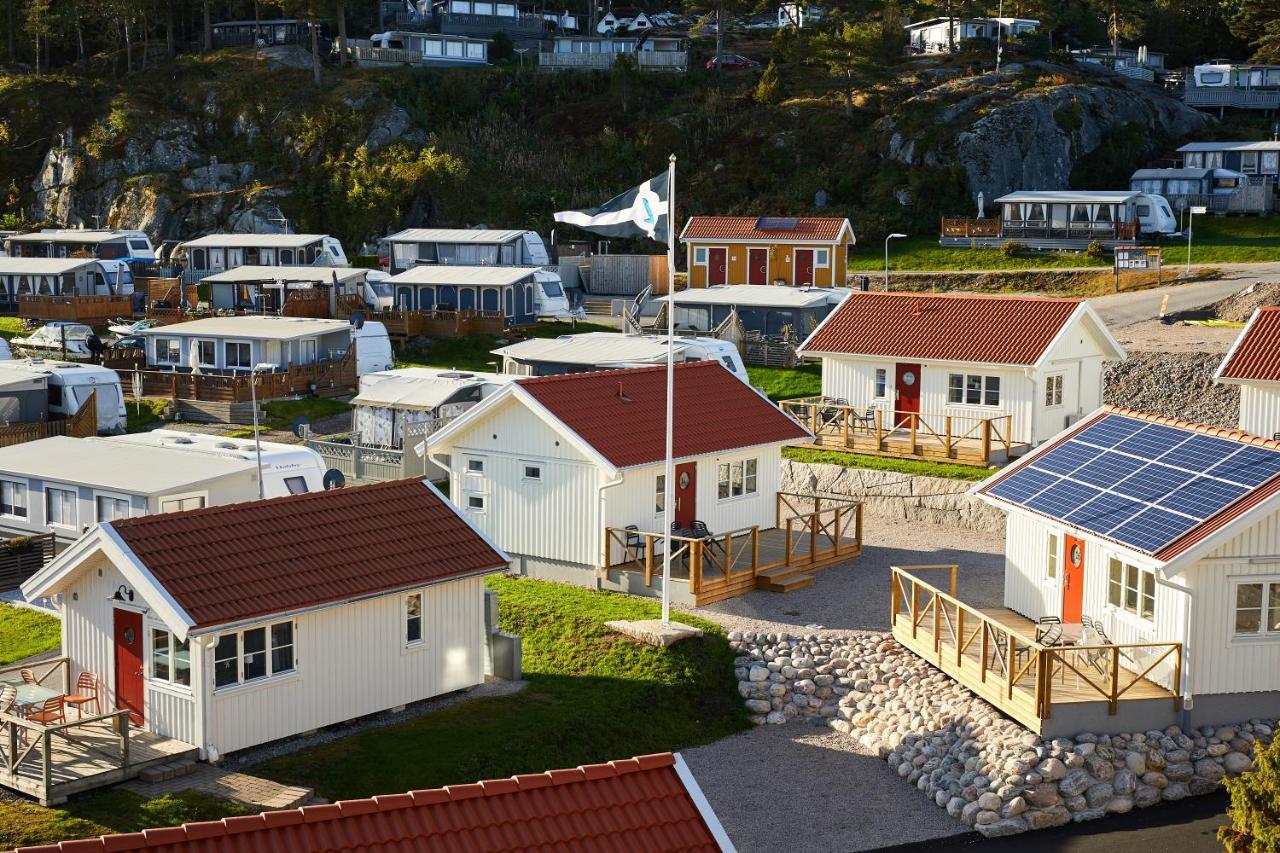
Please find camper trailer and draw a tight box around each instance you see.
[0,359,126,433]
[0,257,134,314]
[493,332,747,379]
[942,190,1177,249]
[1187,64,1280,109]
[3,229,155,265]
[199,266,377,314]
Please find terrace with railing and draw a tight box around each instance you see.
[1184,84,1280,109]
[0,391,97,449]
[538,48,687,72]
[890,566,1183,736]
[17,295,134,326]
[940,218,1140,246]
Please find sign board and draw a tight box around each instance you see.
[1189,206,1208,215]
[1114,247,1161,271]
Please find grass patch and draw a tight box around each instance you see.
[261,398,351,430]
[396,321,617,373]
[847,236,1107,272]
[125,399,169,434]
[783,445,994,482]
[0,603,60,666]
[748,363,822,402]
[252,575,748,800]
[0,791,253,850]
[1185,217,1280,265]
[0,317,25,340]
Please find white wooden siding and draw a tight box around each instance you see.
[207,575,484,755]
[1002,512,1056,619]
[146,685,198,744]
[1238,384,1280,439]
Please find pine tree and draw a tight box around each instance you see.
[1220,735,1280,853]
[755,60,782,105]
[1230,0,1280,63]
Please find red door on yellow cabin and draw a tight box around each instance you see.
[794,249,815,286]
[708,248,727,286]
[748,248,769,285]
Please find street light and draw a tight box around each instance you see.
[1186,205,1206,276]
[248,362,275,500]
[884,233,907,290]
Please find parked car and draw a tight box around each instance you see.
[706,53,761,70]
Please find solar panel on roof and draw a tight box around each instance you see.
[1114,424,1194,459]
[1112,463,1193,503]
[1064,492,1146,531]
[1158,434,1243,471]
[1026,480,1102,518]
[756,217,799,231]
[1157,477,1250,518]
[1071,451,1147,487]
[988,467,1058,505]
[1028,441,1099,476]
[1073,416,1145,447]
[1208,446,1280,487]
[1110,508,1201,553]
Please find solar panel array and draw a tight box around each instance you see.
[756,216,799,231]
[987,414,1280,554]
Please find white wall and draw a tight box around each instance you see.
[1238,384,1280,439]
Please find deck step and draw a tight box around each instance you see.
[137,757,198,783]
[756,572,815,593]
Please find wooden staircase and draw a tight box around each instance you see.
[754,564,816,593]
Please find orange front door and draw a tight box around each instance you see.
[748,248,769,285]
[708,249,727,286]
[1062,535,1085,623]
[113,608,144,726]
[895,363,920,427]
[794,249,815,286]
[674,461,697,529]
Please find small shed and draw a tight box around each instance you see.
[383,265,540,325]
[1216,305,1280,440]
[680,216,854,288]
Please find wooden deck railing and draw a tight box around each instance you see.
[780,397,1013,465]
[890,566,1182,725]
[0,390,97,449]
[0,707,131,797]
[339,305,507,341]
[0,657,69,694]
[101,350,356,403]
[17,295,134,325]
[940,218,1001,238]
[775,492,863,567]
[939,219,1140,242]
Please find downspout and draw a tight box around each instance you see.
[1154,574,1194,729]
[597,470,626,586]
[192,634,218,762]
[1022,366,1036,447]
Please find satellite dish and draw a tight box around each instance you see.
[323,469,346,490]
[292,415,310,438]
[350,310,365,331]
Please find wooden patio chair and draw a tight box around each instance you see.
[65,672,100,720]
[26,695,65,727]
[19,669,35,684]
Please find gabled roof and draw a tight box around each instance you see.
[14,753,734,853]
[25,480,509,633]
[799,291,1122,367]
[973,407,1280,572]
[1216,306,1280,383]
[680,215,852,244]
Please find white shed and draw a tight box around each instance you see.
[972,406,1280,728]
[1216,305,1280,440]
[21,479,511,759]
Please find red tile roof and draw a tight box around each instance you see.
[681,215,849,242]
[15,754,728,853]
[800,291,1083,365]
[516,361,809,469]
[1219,306,1280,382]
[109,479,508,630]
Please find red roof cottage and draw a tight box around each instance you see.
[426,362,864,606]
[679,215,854,288]
[1215,305,1280,439]
[14,480,510,805]
[792,292,1126,466]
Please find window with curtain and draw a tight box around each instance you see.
[1108,558,1155,621]
[45,488,76,528]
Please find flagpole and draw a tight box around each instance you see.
[662,153,676,626]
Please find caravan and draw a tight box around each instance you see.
[493,331,747,379]
[0,359,127,433]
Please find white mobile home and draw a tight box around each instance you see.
[1216,305,1280,439]
[3,229,156,264]
[367,30,491,66]
[904,16,1037,53]
[352,367,514,448]
[21,479,510,759]
[383,265,542,326]
[796,292,1126,464]
[178,234,348,283]
[199,265,373,314]
[492,331,747,379]
[0,258,134,315]
[427,361,825,605]
[971,406,1280,731]
[943,190,1178,250]
[383,228,552,274]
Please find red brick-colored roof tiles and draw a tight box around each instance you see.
[516,361,809,469]
[800,291,1083,366]
[1219,306,1280,382]
[681,215,850,242]
[108,479,508,630]
[15,754,729,853]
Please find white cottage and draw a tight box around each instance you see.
[797,292,1125,464]
[21,479,511,759]
[972,406,1280,729]
[426,362,819,604]
[1216,305,1280,440]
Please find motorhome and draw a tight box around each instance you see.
[0,257,134,314]
[1187,64,1280,109]
[177,233,349,283]
[3,229,156,265]
[492,331,747,379]
[0,359,126,433]
[366,31,492,66]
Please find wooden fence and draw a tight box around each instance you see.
[0,391,98,449]
[103,350,356,403]
[342,306,506,341]
[940,219,1140,242]
[17,295,133,326]
[0,533,55,591]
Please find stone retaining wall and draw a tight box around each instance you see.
[780,460,1006,533]
[732,631,1269,839]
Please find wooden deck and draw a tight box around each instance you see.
[891,566,1181,735]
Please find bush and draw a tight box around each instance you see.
[1221,736,1280,852]
[489,32,514,63]
[1001,241,1025,258]
[755,61,782,105]
[1085,240,1107,260]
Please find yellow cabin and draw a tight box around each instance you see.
[680,215,855,289]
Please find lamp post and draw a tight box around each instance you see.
[884,233,907,290]
[248,362,275,499]
[1186,205,1205,276]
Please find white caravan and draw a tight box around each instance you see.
[109,429,327,496]
[1,359,127,433]
[493,331,748,379]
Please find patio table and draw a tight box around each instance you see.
[0,676,62,710]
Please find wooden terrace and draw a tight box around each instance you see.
[780,397,1023,466]
[890,566,1182,736]
[335,300,508,343]
[102,348,356,407]
[939,218,1140,250]
[0,657,197,805]
[17,295,134,327]
[604,493,863,606]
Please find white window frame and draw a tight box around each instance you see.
[693,247,708,266]
[404,591,425,649]
[1230,576,1280,641]
[44,487,77,529]
[224,340,253,370]
[466,494,486,512]
[948,373,1002,407]
[148,626,192,691]
[212,619,296,692]
[655,473,666,515]
[1046,531,1060,583]
[1045,374,1064,408]
[1107,556,1156,624]
[159,492,207,513]
[814,248,830,268]
[465,456,485,475]
[874,367,888,399]
[94,492,131,523]
[196,339,217,367]
[521,461,542,481]
[717,458,759,501]
[153,337,182,365]
[0,479,28,519]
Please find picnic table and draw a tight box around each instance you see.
[0,675,62,710]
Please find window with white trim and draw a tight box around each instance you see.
[948,373,1001,406]
[0,480,27,518]
[213,621,294,689]
[153,337,182,365]
[1108,557,1155,621]
[45,487,76,528]
[717,459,758,500]
[522,463,542,481]
[1046,532,1060,581]
[196,340,216,366]
[1233,580,1280,637]
[96,495,130,522]
[150,628,191,687]
[225,341,251,369]
[655,473,665,514]
[406,592,423,645]
[467,494,486,511]
[874,368,887,398]
[466,458,485,474]
[693,247,708,265]
[1045,374,1064,407]
[160,495,205,513]
[814,249,830,267]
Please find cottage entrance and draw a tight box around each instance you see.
[674,461,697,529]
[113,608,145,726]
[748,248,769,285]
[708,249,727,286]
[794,250,815,286]
[894,363,920,427]
[1062,536,1085,622]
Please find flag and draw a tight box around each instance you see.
[553,172,670,243]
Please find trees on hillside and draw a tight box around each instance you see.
[1229,0,1280,63]
[1220,736,1280,853]
[812,4,905,115]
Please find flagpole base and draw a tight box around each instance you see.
[605,619,703,648]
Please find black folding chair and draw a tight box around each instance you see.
[692,520,722,555]
[623,525,643,563]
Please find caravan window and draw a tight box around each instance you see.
[160,495,204,513]
[1070,204,1090,223]
[1136,204,1151,217]
[1185,152,1204,168]
[0,480,26,518]
[97,495,130,521]
[284,476,309,495]
[45,488,76,529]
[1028,203,1046,221]
[128,239,149,253]
[196,340,216,366]
[1095,206,1113,223]
[1241,152,1260,175]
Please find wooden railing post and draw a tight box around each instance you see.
[956,607,964,667]
[933,596,942,654]
[909,415,918,456]
[1006,633,1016,699]
[855,503,863,547]
[875,409,883,448]
[785,517,794,566]
[7,719,15,774]
[890,569,900,627]
[981,419,992,462]
[842,407,851,448]
[724,531,733,576]
[980,626,989,684]
[121,713,130,771]
[42,729,51,797]
[1109,646,1120,715]
[644,536,654,587]
[691,542,702,595]
[945,415,952,455]
[910,580,920,640]
[949,565,957,599]
[752,527,759,571]
[832,508,842,557]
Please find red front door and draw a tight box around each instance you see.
[794,249,815,286]
[748,248,769,285]
[113,608,144,726]
[707,248,727,286]
[895,362,921,427]
[1062,535,1085,623]
[674,461,697,529]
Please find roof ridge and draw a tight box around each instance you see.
[514,360,712,386]
[849,291,1082,304]
[1101,404,1280,449]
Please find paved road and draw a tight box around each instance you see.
[1089,262,1280,328]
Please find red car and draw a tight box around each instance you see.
[706,53,761,70]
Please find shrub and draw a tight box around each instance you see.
[489,32,514,63]
[1085,240,1107,260]
[1001,241,1025,258]
[1221,736,1280,853]
[1054,99,1084,132]
[755,61,782,105]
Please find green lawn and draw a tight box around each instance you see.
[0,317,25,340]
[396,320,617,372]
[125,399,168,433]
[783,446,994,482]
[261,398,350,430]
[0,602,60,666]
[0,791,252,850]
[251,575,748,800]
[748,363,822,402]
[1183,217,1280,265]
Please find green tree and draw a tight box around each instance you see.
[1230,0,1280,62]
[755,59,782,104]
[686,0,753,67]
[811,5,905,115]
[25,0,57,74]
[1221,736,1280,853]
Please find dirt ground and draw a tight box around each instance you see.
[1112,319,1241,354]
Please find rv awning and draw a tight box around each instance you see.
[995,191,1141,204]
[201,266,366,286]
